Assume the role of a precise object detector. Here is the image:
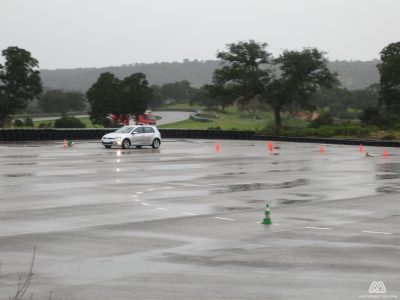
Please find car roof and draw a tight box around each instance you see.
[124,125,157,129]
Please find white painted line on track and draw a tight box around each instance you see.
[146,188,155,191]
[136,192,143,194]
[362,230,392,235]
[140,203,151,206]
[131,195,138,198]
[157,207,169,211]
[214,217,235,221]
[133,199,140,202]
[162,186,172,189]
[256,221,261,224]
[305,226,331,230]
[181,212,198,216]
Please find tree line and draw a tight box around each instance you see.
[39,59,380,92]
[1,41,400,129]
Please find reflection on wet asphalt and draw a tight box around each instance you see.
[3,173,33,177]
[214,179,309,193]
[376,162,400,173]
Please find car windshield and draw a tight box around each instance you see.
[115,127,133,133]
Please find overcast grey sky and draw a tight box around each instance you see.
[1,0,399,69]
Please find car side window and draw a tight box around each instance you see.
[144,127,155,133]
[132,127,144,134]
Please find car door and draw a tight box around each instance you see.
[143,127,155,145]
[130,127,144,145]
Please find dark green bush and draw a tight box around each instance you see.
[334,123,371,137]
[24,117,34,127]
[13,119,24,127]
[38,122,52,128]
[382,135,396,140]
[54,116,86,128]
[309,112,334,128]
[261,122,371,138]
[359,107,386,127]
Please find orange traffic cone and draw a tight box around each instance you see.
[267,141,273,153]
[383,149,389,158]
[63,139,68,148]
[216,143,221,153]
[359,144,364,153]
[320,145,325,154]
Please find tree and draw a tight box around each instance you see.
[378,41,400,115]
[204,83,235,111]
[39,89,87,115]
[86,72,121,126]
[54,116,86,128]
[149,84,164,108]
[86,72,153,126]
[237,95,266,118]
[121,73,153,120]
[209,40,337,128]
[66,91,87,111]
[160,80,193,103]
[0,47,42,126]
[269,49,337,127]
[39,89,69,115]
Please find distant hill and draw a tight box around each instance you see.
[40,59,380,92]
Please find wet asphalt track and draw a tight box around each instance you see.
[0,139,399,299]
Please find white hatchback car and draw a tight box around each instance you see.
[101,125,162,149]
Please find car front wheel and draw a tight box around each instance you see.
[122,139,131,149]
[104,145,111,149]
[152,138,161,149]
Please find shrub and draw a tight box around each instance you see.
[54,116,86,128]
[382,134,396,140]
[13,119,24,127]
[24,117,34,127]
[261,122,371,138]
[359,107,386,127]
[334,123,371,137]
[309,112,334,128]
[38,122,52,128]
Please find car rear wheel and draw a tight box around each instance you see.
[152,138,161,149]
[136,145,142,149]
[122,139,130,149]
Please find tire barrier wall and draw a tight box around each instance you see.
[0,129,399,147]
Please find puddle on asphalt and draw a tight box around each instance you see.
[288,217,316,222]
[4,162,37,166]
[221,172,247,176]
[214,179,308,193]
[291,193,314,198]
[2,155,38,159]
[280,199,312,205]
[376,163,400,173]
[224,206,253,211]
[246,199,266,204]
[376,186,400,193]
[376,174,400,180]
[3,173,33,177]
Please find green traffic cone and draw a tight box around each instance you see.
[68,140,74,147]
[262,203,272,225]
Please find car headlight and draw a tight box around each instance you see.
[116,137,122,141]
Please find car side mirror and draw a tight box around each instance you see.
[131,132,136,135]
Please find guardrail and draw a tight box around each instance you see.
[0,128,399,147]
